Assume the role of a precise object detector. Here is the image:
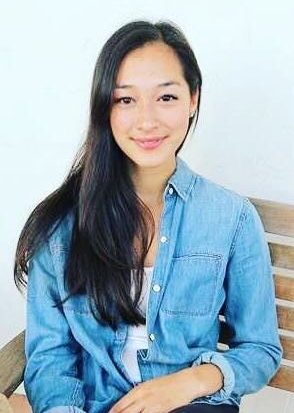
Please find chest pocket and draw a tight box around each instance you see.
[161,253,222,317]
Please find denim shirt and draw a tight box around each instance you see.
[24,157,282,413]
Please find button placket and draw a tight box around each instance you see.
[145,191,173,356]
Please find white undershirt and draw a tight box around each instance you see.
[121,266,154,383]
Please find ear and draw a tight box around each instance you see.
[189,89,199,116]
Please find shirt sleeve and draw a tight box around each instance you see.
[24,238,86,413]
[44,407,86,413]
[191,198,283,403]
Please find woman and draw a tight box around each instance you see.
[14,20,282,413]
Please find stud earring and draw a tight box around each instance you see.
[190,111,195,118]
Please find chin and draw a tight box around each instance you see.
[129,153,175,170]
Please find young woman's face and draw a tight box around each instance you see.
[110,41,198,169]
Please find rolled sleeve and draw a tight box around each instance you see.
[191,350,235,402]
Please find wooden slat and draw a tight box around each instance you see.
[0,331,26,398]
[250,197,294,237]
[280,335,294,361]
[277,305,294,332]
[267,233,294,247]
[269,243,294,270]
[268,365,294,392]
[275,274,294,301]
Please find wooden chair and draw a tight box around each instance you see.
[0,197,293,402]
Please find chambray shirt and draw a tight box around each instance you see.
[24,157,282,413]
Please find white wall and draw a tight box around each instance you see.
[1,1,293,411]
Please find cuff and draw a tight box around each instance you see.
[191,351,235,402]
[44,407,86,413]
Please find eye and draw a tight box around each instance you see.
[113,97,134,105]
[159,94,178,102]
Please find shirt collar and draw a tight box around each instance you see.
[166,157,197,202]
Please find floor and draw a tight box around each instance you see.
[240,386,293,413]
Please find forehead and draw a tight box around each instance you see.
[115,42,185,89]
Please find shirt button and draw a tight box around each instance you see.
[160,235,167,243]
[152,284,161,292]
[149,333,155,341]
[168,187,174,195]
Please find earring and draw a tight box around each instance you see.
[190,111,195,118]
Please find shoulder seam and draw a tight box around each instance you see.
[228,197,251,258]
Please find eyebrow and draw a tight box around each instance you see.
[114,81,181,89]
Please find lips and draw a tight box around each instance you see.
[133,136,166,150]
[134,136,166,142]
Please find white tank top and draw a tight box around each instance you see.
[121,266,153,383]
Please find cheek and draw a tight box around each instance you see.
[110,110,133,138]
[165,108,190,133]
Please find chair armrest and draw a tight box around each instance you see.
[0,331,26,398]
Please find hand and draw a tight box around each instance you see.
[108,367,206,413]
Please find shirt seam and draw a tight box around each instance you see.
[228,197,250,259]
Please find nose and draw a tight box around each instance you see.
[136,101,159,132]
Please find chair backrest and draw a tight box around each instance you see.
[219,197,294,392]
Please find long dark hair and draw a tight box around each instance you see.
[14,20,202,330]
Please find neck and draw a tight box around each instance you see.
[129,157,176,207]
